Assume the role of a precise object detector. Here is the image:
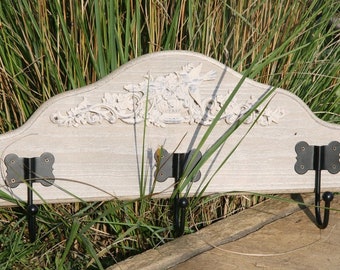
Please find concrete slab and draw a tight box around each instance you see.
[108,193,340,270]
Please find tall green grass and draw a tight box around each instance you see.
[0,0,339,269]
[0,0,338,132]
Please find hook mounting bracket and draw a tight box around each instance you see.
[295,141,340,229]
[4,152,55,242]
[154,148,202,183]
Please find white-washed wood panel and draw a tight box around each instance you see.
[0,51,339,206]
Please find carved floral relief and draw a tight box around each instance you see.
[50,63,284,127]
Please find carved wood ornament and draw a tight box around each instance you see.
[50,63,284,127]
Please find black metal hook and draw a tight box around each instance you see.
[154,148,201,237]
[4,153,55,242]
[295,141,340,229]
[173,196,189,237]
[172,153,187,236]
[24,157,39,242]
[27,197,39,242]
[314,169,334,229]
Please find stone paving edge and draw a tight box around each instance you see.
[106,194,314,270]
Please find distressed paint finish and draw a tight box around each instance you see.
[0,51,339,206]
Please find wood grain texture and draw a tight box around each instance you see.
[0,51,339,206]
